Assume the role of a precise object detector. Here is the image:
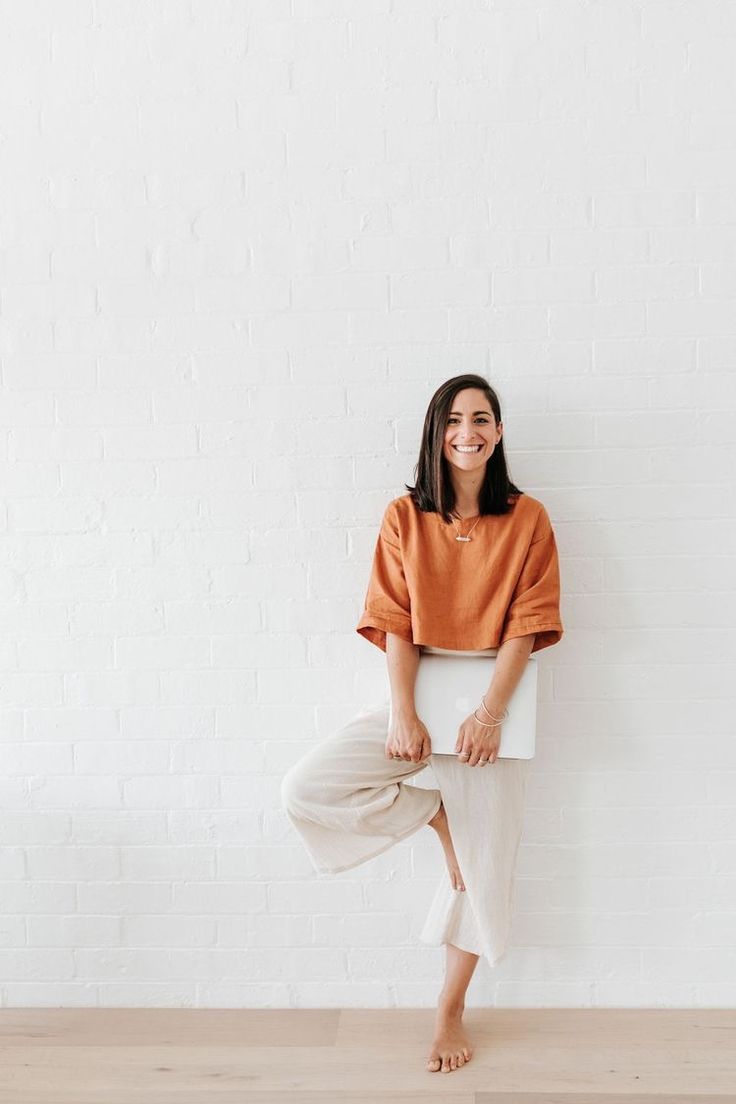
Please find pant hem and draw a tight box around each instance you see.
[418,931,507,967]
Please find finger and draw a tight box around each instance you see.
[456,739,471,762]
[462,742,476,765]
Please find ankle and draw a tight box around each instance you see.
[437,993,465,1018]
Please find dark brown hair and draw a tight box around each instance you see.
[405,374,523,522]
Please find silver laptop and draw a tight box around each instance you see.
[389,652,537,759]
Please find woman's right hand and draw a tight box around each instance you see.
[385,706,432,763]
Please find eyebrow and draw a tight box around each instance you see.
[449,410,492,416]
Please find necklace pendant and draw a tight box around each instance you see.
[455,535,472,542]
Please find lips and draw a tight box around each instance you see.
[452,444,484,453]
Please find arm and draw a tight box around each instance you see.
[386,631,420,715]
[384,632,431,763]
[356,502,413,653]
[500,505,563,653]
[454,633,536,765]
[482,633,536,717]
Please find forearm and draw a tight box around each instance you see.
[386,632,420,714]
[484,634,536,714]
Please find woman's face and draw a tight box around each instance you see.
[442,388,502,472]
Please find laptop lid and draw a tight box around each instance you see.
[390,652,537,759]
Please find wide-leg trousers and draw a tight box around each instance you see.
[280,698,530,966]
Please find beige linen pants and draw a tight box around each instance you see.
[281,698,530,966]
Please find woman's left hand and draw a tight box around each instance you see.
[455,712,501,767]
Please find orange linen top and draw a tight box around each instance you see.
[356,492,563,655]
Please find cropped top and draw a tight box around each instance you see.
[356,492,563,655]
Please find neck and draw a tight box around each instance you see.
[450,473,482,517]
[452,498,480,518]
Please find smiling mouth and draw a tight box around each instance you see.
[452,444,484,453]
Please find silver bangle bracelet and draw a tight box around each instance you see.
[472,710,502,728]
[480,696,509,723]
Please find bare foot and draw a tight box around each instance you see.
[427,799,465,891]
[426,1003,473,1073]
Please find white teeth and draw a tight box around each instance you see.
[454,444,483,452]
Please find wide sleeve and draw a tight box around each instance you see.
[355,500,413,653]
[500,504,563,654]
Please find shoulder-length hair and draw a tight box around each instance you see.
[405,373,523,522]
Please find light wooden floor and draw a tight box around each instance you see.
[0,1008,734,1102]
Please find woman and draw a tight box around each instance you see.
[281,373,563,1075]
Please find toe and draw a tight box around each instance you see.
[426,1055,441,1072]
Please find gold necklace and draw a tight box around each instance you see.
[450,511,481,542]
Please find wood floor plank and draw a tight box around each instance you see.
[0,1095,474,1104]
[337,1007,736,1048]
[0,1098,731,1104]
[0,1042,732,1097]
[0,1008,339,1047]
[477,1097,736,1103]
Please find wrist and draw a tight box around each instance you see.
[482,694,508,717]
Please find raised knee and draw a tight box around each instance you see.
[280,760,318,816]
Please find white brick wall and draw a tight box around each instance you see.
[1,0,735,1009]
